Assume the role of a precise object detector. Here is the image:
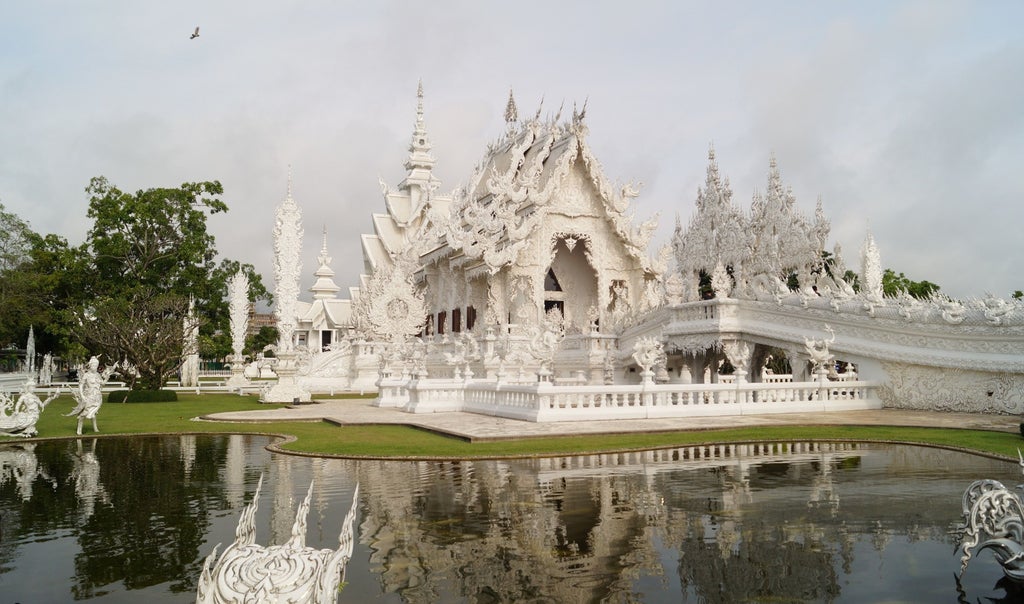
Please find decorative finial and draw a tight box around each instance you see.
[504,88,518,124]
[415,80,425,130]
[317,225,331,267]
[287,164,293,200]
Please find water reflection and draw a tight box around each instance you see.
[0,436,1020,602]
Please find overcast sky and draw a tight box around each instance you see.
[2,1,1021,303]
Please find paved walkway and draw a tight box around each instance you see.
[201,399,1022,442]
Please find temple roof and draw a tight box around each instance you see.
[432,96,659,276]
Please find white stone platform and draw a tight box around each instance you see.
[200,399,1019,443]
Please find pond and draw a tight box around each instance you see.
[0,435,1020,603]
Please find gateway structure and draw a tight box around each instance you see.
[269,85,1024,417]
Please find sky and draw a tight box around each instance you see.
[2,1,1022,303]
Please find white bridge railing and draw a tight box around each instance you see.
[377,377,882,422]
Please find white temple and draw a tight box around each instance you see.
[273,84,1024,418]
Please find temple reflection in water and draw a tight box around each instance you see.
[0,436,1018,602]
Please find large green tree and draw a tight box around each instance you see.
[0,202,37,347]
[0,203,79,354]
[72,177,269,389]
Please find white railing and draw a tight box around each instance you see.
[376,376,881,422]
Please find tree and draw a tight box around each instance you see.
[72,177,268,390]
[882,269,940,299]
[246,326,279,356]
[0,204,80,354]
[78,292,197,390]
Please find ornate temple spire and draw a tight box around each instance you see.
[860,231,884,303]
[399,80,438,200]
[504,88,518,125]
[273,169,303,352]
[310,225,340,300]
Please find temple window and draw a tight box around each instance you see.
[466,306,476,331]
[452,308,462,333]
[437,311,447,335]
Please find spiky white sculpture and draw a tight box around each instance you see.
[196,474,360,604]
[263,170,311,402]
[181,297,200,388]
[225,271,250,389]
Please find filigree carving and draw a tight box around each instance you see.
[354,258,427,341]
[803,325,836,376]
[879,362,1024,413]
[956,478,1024,581]
[631,337,665,379]
[273,175,303,353]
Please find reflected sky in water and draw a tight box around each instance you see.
[0,436,1021,603]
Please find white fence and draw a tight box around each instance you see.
[377,376,882,422]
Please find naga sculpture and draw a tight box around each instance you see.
[0,378,60,437]
[196,474,360,604]
[955,453,1024,581]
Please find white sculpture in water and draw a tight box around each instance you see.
[0,378,60,437]
[66,356,118,435]
[196,474,360,604]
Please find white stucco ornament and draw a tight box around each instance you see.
[226,271,250,388]
[196,474,360,604]
[631,337,664,379]
[803,325,836,376]
[273,171,303,353]
[354,258,426,340]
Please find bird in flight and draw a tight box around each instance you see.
[190,26,200,39]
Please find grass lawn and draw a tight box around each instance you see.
[3,392,1022,460]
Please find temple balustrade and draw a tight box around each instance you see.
[376,375,880,421]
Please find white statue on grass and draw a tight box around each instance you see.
[66,356,118,435]
[0,378,60,437]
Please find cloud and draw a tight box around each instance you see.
[1,0,1021,305]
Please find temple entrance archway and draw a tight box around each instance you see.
[545,237,598,331]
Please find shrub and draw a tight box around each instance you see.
[107,390,179,403]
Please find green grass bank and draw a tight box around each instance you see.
[3,392,1022,460]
